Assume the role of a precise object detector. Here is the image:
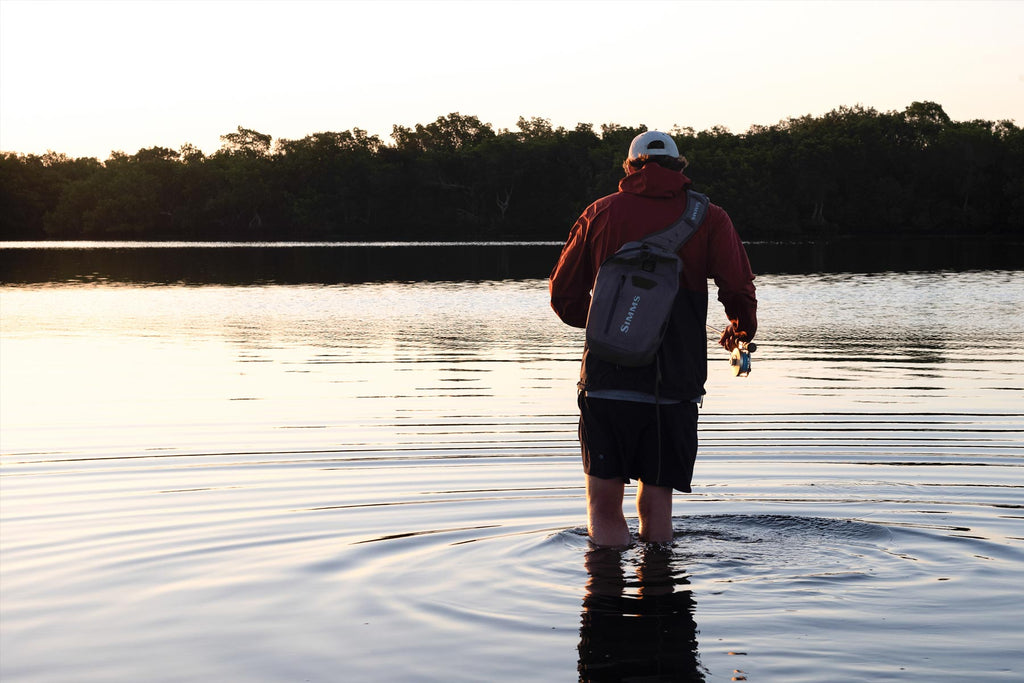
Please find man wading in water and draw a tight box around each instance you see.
[550,131,757,547]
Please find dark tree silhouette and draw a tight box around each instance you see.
[2,103,1021,242]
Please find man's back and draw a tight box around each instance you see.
[550,161,756,401]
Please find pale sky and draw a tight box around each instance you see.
[1,0,1022,160]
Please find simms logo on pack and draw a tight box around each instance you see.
[619,295,641,333]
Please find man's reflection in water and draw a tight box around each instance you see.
[578,545,704,682]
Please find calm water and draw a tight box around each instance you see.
[2,256,1023,681]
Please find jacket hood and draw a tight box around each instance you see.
[619,162,691,199]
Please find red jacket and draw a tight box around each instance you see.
[549,162,757,399]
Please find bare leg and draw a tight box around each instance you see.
[586,475,631,547]
[637,481,673,543]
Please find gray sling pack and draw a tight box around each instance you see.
[585,190,709,367]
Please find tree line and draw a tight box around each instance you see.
[1,101,1021,242]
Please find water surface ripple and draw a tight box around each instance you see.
[2,271,1022,681]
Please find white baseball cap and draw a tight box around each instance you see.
[627,131,680,161]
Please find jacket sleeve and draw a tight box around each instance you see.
[549,211,595,329]
[706,206,758,340]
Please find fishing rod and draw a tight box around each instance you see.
[706,324,756,377]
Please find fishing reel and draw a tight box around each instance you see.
[729,341,757,377]
[707,324,757,377]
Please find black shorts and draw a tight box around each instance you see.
[578,394,698,493]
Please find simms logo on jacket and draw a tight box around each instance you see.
[620,296,641,333]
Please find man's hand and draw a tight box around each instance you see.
[718,319,748,351]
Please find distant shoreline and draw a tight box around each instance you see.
[2,235,1022,249]
[2,238,1021,285]
[0,240,566,249]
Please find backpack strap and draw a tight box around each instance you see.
[641,190,709,253]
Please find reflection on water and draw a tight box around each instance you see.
[2,238,1023,284]
[579,545,703,682]
[0,242,563,284]
[1,270,1022,681]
